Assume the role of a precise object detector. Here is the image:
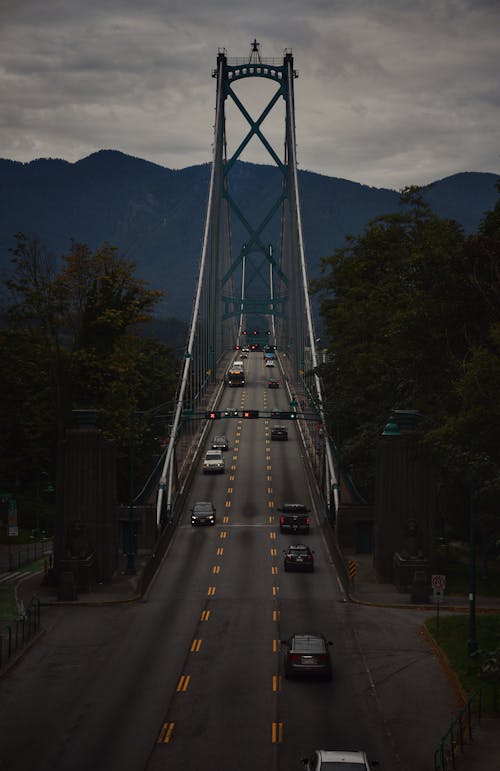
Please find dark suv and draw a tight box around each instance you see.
[278,503,310,534]
[191,501,216,526]
[281,633,333,679]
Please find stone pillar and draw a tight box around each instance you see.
[374,413,436,583]
[54,409,118,587]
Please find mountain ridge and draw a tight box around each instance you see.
[1,151,498,320]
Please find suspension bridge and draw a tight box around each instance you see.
[136,42,340,548]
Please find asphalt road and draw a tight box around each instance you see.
[0,353,459,771]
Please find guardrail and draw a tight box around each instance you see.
[0,597,41,670]
[6,541,53,572]
[434,690,483,770]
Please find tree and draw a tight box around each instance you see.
[1,234,177,507]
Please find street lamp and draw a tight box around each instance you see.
[468,480,478,655]
[35,471,53,542]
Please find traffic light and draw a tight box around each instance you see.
[223,410,239,418]
[205,410,221,419]
[242,409,259,419]
[272,410,297,420]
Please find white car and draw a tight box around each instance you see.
[202,449,225,474]
[302,750,374,770]
[265,359,275,367]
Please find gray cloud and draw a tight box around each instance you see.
[0,0,498,188]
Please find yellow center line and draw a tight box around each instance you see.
[271,722,283,743]
[190,639,202,652]
[208,586,216,596]
[270,548,277,557]
[157,722,175,744]
[273,639,280,652]
[268,500,275,509]
[220,531,227,539]
[227,487,233,494]
[225,501,231,508]
[212,565,220,574]
[273,609,280,621]
[217,547,224,556]
[271,566,278,575]
[201,610,211,621]
[176,675,191,692]
[272,675,282,692]
[269,531,276,540]
[272,586,279,596]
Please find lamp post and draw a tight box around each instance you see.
[35,471,53,542]
[126,410,136,575]
[468,480,478,655]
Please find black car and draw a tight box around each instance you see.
[271,425,288,441]
[278,503,310,534]
[281,633,333,679]
[212,434,229,451]
[268,379,280,388]
[191,501,216,526]
[283,544,314,572]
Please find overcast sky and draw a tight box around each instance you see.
[0,0,498,189]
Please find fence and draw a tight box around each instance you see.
[434,690,483,770]
[0,597,41,670]
[2,541,53,572]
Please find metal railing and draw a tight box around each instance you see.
[0,596,41,670]
[434,690,482,770]
[5,541,53,572]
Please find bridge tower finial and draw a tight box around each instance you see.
[249,39,262,64]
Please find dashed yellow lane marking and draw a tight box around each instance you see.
[272,585,279,596]
[157,722,175,744]
[217,547,224,556]
[270,547,277,557]
[269,531,276,540]
[272,566,278,575]
[212,565,220,574]
[266,454,271,462]
[267,474,272,482]
[268,515,275,524]
[273,639,280,652]
[229,474,235,481]
[231,465,237,471]
[223,514,230,523]
[191,639,202,652]
[208,586,217,596]
[272,675,282,692]
[201,610,211,621]
[267,464,272,471]
[227,487,233,494]
[267,487,273,494]
[235,438,240,444]
[176,675,191,692]
[225,501,231,509]
[271,722,283,743]
[220,531,228,539]
[232,454,238,461]
[273,610,280,621]
[268,500,275,509]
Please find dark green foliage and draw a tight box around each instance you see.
[0,234,178,507]
[313,183,500,539]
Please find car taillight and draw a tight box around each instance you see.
[289,653,301,661]
[280,516,285,525]
[318,654,328,662]
[306,516,310,525]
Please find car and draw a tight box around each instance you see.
[212,434,229,451]
[191,501,216,526]
[241,352,248,359]
[271,425,288,441]
[265,359,275,367]
[302,750,374,770]
[281,633,332,679]
[283,544,314,572]
[233,360,244,369]
[202,449,225,473]
[278,503,310,533]
[241,346,250,352]
[268,379,279,388]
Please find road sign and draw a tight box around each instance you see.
[433,587,444,602]
[431,574,446,590]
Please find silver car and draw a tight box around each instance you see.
[302,750,374,769]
